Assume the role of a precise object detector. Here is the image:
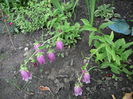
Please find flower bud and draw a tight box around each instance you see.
[9,22,13,26]
[82,71,90,84]
[56,40,64,50]
[48,52,55,63]
[37,54,46,64]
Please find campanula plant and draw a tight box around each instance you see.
[74,63,94,96]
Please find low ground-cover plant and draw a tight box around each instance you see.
[94,4,120,20]
[8,0,52,33]
[0,0,30,8]
[1,0,75,33]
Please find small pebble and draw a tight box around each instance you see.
[18,46,23,50]
[24,47,28,51]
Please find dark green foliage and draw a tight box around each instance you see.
[85,0,97,25]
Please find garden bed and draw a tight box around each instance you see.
[0,0,133,99]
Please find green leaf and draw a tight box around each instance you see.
[38,45,45,50]
[94,40,100,48]
[121,49,133,61]
[114,38,125,50]
[51,0,62,13]
[129,65,133,69]
[104,35,114,46]
[99,21,114,30]
[90,44,105,55]
[81,26,97,31]
[89,31,95,46]
[95,53,105,62]
[122,68,133,75]
[81,19,91,26]
[100,62,110,69]
[111,65,121,74]
[85,0,97,25]
[105,44,116,61]
[81,63,88,70]
[121,42,133,51]
[115,55,121,65]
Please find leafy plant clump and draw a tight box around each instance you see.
[81,19,133,76]
[94,4,120,19]
[90,32,133,75]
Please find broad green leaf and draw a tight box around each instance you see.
[81,26,97,31]
[96,53,105,62]
[89,31,95,46]
[129,65,133,69]
[115,55,121,65]
[121,49,133,61]
[105,44,116,61]
[38,45,45,50]
[51,0,62,13]
[104,35,114,46]
[94,40,101,48]
[94,36,105,42]
[100,62,111,69]
[90,44,105,55]
[122,68,133,75]
[121,42,133,51]
[111,65,121,74]
[114,38,125,50]
[81,19,91,26]
[99,21,114,30]
[90,49,97,54]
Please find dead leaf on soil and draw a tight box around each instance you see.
[112,94,116,99]
[38,86,50,91]
[122,92,133,99]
